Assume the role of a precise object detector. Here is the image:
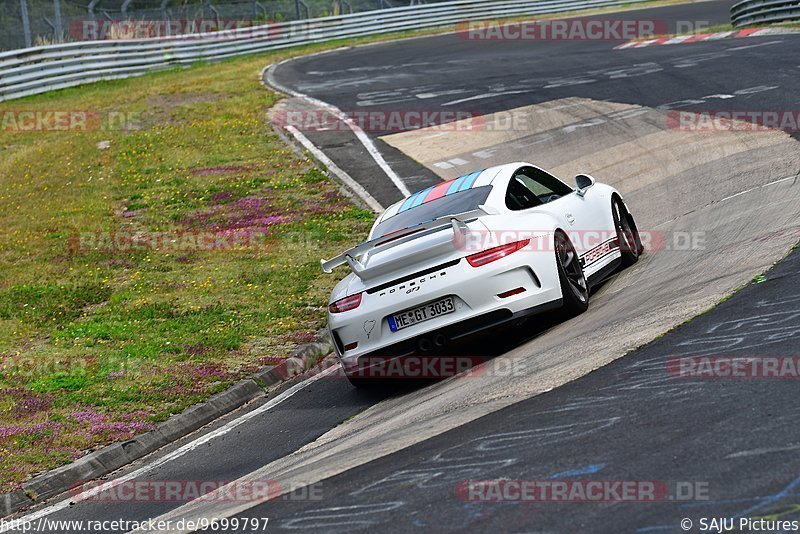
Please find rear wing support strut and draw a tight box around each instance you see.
[320,205,495,276]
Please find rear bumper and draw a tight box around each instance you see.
[338,297,563,377]
[329,248,562,362]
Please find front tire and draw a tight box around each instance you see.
[555,231,589,316]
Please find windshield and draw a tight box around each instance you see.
[373,185,493,237]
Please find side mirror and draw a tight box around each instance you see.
[575,174,595,197]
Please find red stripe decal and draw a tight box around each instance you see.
[424,180,456,202]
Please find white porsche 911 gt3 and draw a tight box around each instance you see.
[321,162,643,387]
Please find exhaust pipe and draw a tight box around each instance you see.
[433,334,447,347]
[418,338,433,352]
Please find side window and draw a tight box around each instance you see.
[512,167,573,206]
[505,176,541,211]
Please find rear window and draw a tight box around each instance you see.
[373,185,493,237]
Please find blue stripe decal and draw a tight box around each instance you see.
[409,189,429,209]
[446,175,468,195]
[398,192,422,212]
[458,170,482,191]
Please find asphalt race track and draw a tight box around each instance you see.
[4,0,799,532]
[268,0,800,205]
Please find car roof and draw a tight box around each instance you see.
[378,163,525,222]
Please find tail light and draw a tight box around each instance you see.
[329,292,363,313]
[466,239,530,267]
[497,287,527,298]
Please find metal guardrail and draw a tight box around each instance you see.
[1,0,408,52]
[0,0,653,103]
[731,0,800,27]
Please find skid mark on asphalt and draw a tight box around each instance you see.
[381,98,640,168]
[278,502,406,530]
[339,47,792,114]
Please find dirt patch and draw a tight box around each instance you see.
[139,92,229,128]
[191,165,257,176]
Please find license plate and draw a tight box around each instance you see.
[388,297,456,332]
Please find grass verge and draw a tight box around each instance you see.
[0,50,381,491]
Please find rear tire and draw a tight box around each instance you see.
[612,198,642,268]
[555,231,589,317]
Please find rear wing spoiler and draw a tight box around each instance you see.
[320,205,497,277]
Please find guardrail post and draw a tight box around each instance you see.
[255,1,268,19]
[19,0,32,48]
[209,3,221,28]
[53,0,64,42]
[160,0,170,35]
[88,0,101,16]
